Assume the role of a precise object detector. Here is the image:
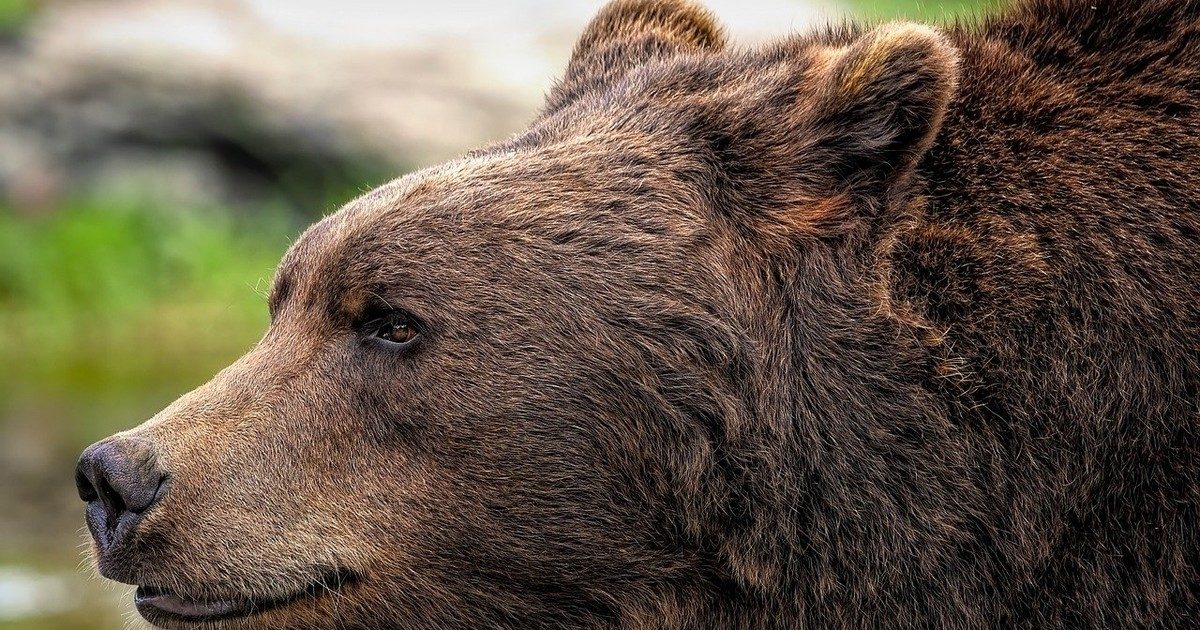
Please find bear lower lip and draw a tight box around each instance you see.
[135,586,249,619]
[134,570,358,623]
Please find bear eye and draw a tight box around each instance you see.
[368,313,420,348]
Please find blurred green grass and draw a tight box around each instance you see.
[845,0,1002,21]
[0,199,298,443]
[0,0,35,35]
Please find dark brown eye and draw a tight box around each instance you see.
[371,314,420,347]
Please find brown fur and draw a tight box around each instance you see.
[81,1,1200,627]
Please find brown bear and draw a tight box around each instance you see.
[75,0,1200,627]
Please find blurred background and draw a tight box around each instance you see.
[0,0,998,627]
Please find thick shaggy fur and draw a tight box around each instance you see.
[80,1,1198,628]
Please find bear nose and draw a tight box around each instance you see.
[75,438,167,551]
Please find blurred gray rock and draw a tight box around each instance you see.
[0,0,831,214]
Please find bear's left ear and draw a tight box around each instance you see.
[542,0,725,116]
[804,22,959,192]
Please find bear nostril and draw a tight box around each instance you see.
[75,464,98,503]
[97,475,127,516]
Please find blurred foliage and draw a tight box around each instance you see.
[0,199,299,442]
[0,0,35,35]
[845,0,1003,22]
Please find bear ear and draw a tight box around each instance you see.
[542,0,725,115]
[805,22,959,191]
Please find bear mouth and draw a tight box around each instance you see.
[134,569,358,624]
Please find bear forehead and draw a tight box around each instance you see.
[268,131,716,317]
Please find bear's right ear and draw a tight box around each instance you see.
[804,22,959,190]
[542,0,725,115]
